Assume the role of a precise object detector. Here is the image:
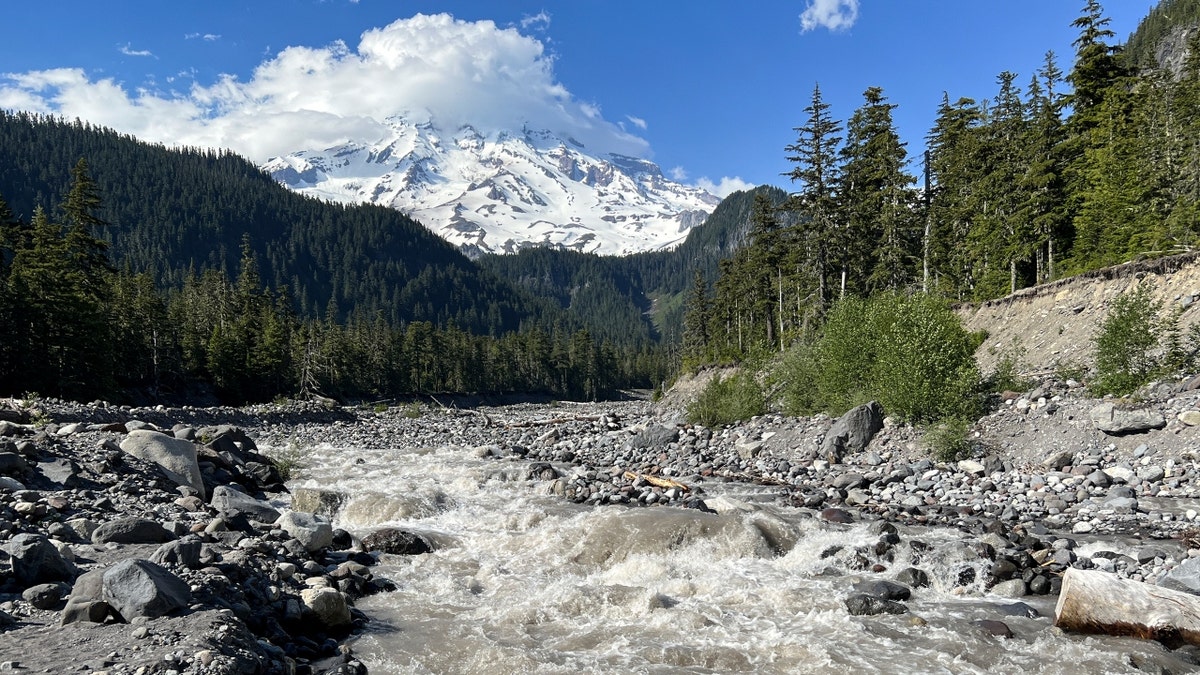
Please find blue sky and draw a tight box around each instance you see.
[0,1,1156,197]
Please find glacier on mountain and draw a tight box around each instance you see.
[262,115,719,256]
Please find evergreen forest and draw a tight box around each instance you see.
[683,0,1200,372]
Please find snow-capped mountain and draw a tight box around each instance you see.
[262,114,719,256]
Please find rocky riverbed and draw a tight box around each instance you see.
[7,375,1200,671]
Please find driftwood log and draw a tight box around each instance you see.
[1055,568,1200,647]
[622,471,689,492]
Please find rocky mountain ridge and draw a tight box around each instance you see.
[263,114,719,257]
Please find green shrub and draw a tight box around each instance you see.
[778,339,823,416]
[1091,282,1193,396]
[779,292,982,423]
[923,416,973,463]
[687,371,765,426]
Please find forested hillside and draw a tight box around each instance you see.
[477,186,785,345]
[0,112,538,333]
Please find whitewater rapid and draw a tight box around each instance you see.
[285,440,1193,674]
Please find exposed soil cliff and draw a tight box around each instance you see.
[959,252,1200,379]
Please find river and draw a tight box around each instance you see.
[280,419,1197,674]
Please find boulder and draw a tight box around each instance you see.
[845,593,908,616]
[119,430,206,499]
[91,517,176,545]
[852,579,911,601]
[300,587,351,627]
[0,452,27,475]
[821,402,884,463]
[2,533,75,585]
[210,485,281,523]
[361,527,432,555]
[149,537,203,569]
[276,511,334,552]
[895,567,930,589]
[1159,557,1200,595]
[628,424,679,451]
[60,569,111,626]
[1089,403,1166,435]
[22,582,67,610]
[291,488,349,518]
[102,559,191,621]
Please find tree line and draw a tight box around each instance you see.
[685,0,1200,367]
[0,161,672,403]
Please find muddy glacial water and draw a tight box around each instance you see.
[282,439,1197,674]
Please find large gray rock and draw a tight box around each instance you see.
[845,593,908,615]
[291,488,348,518]
[276,511,334,552]
[60,569,111,625]
[1090,403,1166,435]
[361,527,433,555]
[210,485,281,523]
[92,517,176,545]
[102,559,191,620]
[1159,557,1200,595]
[149,537,203,569]
[300,587,351,626]
[119,430,206,499]
[3,533,76,585]
[821,401,884,463]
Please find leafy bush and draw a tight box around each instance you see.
[1091,282,1194,396]
[923,416,973,462]
[780,292,981,423]
[687,371,765,426]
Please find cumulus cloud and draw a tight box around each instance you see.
[669,166,688,181]
[695,176,756,198]
[799,0,859,33]
[185,33,222,41]
[119,43,154,57]
[0,13,649,163]
[625,115,647,130]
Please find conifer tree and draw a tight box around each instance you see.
[925,94,985,300]
[838,86,918,295]
[784,84,842,311]
[1021,52,1070,283]
[681,268,711,366]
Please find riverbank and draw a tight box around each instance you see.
[4,377,1200,671]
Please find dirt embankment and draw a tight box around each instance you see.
[959,252,1200,378]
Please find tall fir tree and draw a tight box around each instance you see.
[784,83,843,311]
[837,86,919,295]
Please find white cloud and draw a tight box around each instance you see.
[695,176,755,198]
[0,13,649,164]
[669,166,688,181]
[119,43,154,57]
[799,0,859,33]
[520,11,550,31]
[625,115,647,130]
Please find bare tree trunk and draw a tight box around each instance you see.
[1055,568,1200,647]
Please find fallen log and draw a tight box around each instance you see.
[622,471,690,492]
[1055,567,1200,648]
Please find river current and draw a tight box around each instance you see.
[283,439,1196,674]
